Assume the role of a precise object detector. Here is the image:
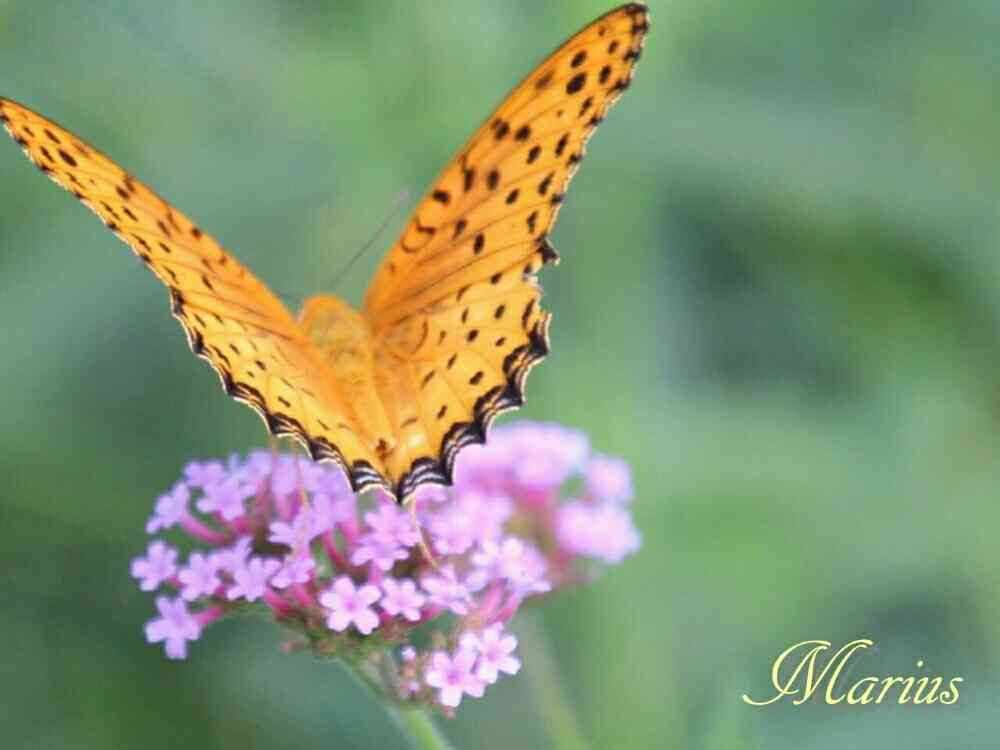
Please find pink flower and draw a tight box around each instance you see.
[411,485,449,505]
[456,492,513,544]
[271,553,315,590]
[452,442,513,491]
[427,491,512,556]
[183,459,226,490]
[177,552,221,601]
[380,577,425,622]
[556,502,640,564]
[315,467,353,498]
[270,454,324,496]
[424,649,486,707]
[427,505,477,556]
[350,534,410,571]
[226,557,281,602]
[471,537,550,596]
[320,576,381,635]
[242,450,278,484]
[211,536,252,575]
[144,596,201,659]
[269,503,323,550]
[310,491,351,534]
[131,421,640,711]
[130,540,178,591]
[505,423,589,493]
[421,566,472,615]
[363,501,420,547]
[585,454,633,504]
[461,626,521,683]
[196,476,252,521]
[145,482,190,533]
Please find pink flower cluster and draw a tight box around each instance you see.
[132,421,639,712]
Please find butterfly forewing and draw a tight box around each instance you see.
[365,4,649,496]
[0,98,383,487]
[363,3,649,323]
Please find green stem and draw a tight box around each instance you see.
[386,704,456,750]
[518,613,591,750]
[340,663,453,750]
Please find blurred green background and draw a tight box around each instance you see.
[2,1,998,747]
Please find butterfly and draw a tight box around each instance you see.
[0,4,649,501]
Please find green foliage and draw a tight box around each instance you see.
[1,1,998,747]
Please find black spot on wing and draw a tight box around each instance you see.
[566,72,587,94]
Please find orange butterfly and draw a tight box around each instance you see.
[0,4,648,500]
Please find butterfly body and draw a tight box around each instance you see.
[298,294,396,456]
[1,3,649,500]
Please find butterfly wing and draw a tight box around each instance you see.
[0,98,385,489]
[364,4,649,497]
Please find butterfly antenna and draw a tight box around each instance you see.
[327,188,410,292]
[258,189,410,309]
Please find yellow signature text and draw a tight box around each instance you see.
[742,639,962,706]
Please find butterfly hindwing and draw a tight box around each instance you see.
[374,268,549,496]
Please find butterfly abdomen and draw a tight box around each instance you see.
[298,295,396,456]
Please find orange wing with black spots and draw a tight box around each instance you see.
[365,4,649,496]
[0,97,385,487]
[0,4,647,501]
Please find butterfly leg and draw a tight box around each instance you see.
[409,495,439,570]
[292,438,312,517]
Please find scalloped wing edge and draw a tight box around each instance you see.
[394,307,552,501]
[167,287,391,496]
[173,282,549,502]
